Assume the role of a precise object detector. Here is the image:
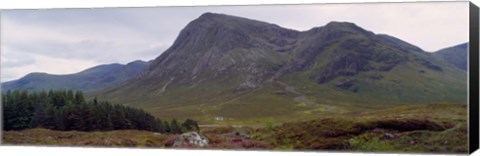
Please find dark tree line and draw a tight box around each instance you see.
[2,89,199,134]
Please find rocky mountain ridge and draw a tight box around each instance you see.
[96,13,466,121]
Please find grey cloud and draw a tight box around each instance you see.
[1,54,36,68]
[1,74,17,83]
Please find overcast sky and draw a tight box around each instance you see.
[0,1,469,82]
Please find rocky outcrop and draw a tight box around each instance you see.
[172,132,209,147]
[415,58,443,72]
[335,79,359,92]
[316,54,369,84]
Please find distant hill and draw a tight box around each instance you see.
[433,43,468,70]
[2,60,150,92]
[96,12,467,121]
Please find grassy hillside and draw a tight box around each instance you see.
[433,43,468,70]
[3,104,467,153]
[2,60,150,92]
[94,14,467,124]
[95,57,466,125]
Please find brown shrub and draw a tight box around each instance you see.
[164,135,179,147]
[202,127,236,135]
[238,139,271,149]
[271,117,451,150]
[373,119,446,132]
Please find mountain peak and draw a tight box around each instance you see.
[433,42,468,70]
[325,21,358,27]
[127,60,148,65]
[194,12,243,23]
[304,21,372,38]
[197,12,228,19]
[323,21,369,33]
[24,72,49,77]
[164,12,299,56]
[191,12,275,28]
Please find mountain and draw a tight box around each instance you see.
[96,13,467,122]
[433,43,468,70]
[2,60,151,92]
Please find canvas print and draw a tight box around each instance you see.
[0,1,472,154]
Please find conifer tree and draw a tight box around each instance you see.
[2,89,199,133]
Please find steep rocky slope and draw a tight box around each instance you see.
[96,13,467,121]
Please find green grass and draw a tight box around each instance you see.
[3,103,468,153]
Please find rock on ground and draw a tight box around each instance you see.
[173,132,209,147]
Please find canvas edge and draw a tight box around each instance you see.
[0,11,4,145]
[0,1,475,155]
[469,1,480,154]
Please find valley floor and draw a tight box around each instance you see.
[2,104,468,154]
